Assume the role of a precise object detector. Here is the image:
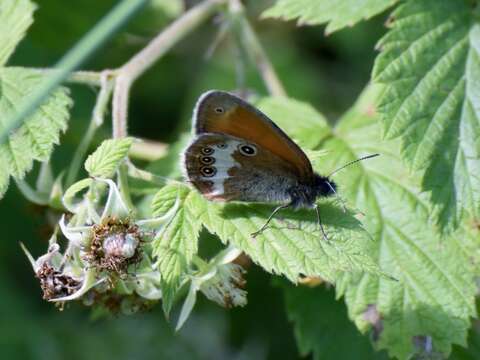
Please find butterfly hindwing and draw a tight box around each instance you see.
[183,133,299,202]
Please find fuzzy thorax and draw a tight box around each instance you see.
[288,174,337,209]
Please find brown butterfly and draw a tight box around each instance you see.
[182,90,377,239]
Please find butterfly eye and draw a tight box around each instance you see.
[200,156,215,165]
[200,166,216,177]
[238,143,257,156]
[201,147,214,155]
[214,107,224,114]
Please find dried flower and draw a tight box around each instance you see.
[200,263,247,308]
[22,177,179,312]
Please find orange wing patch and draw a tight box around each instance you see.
[194,91,314,180]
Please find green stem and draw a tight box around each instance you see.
[192,255,209,270]
[118,163,134,210]
[65,75,114,187]
[0,0,148,145]
[126,161,183,186]
[229,0,286,97]
[27,68,107,87]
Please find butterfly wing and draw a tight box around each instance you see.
[183,133,299,202]
[193,90,314,180]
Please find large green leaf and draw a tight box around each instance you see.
[262,0,398,34]
[151,185,202,315]
[279,281,387,359]
[373,0,480,229]
[0,0,36,66]
[0,67,72,199]
[316,86,477,359]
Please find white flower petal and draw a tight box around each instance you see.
[137,196,181,230]
[213,245,242,266]
[175,281,199,331]
[96,178,130,219]
[59,215,89,247]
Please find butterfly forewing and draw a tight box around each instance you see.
[193,91,314,180]
[184,133,298,202]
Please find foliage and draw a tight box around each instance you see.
[263,0,398,34]
[2,0,480,359]
[85,138,133,178]
[279,280,387,359]
[0,0,72,199]
[373,0,480,229]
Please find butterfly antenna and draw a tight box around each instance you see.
[325,180,347,213]
[327,154,380,178]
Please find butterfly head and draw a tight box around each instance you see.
[314,174,337,198]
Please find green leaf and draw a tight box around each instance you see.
[279,281,387,359]
[0,0,36,66]
[372,0,480,229]
[262,0,398,34]
[189,185,384,282]
[151,185,202,315]
[0,67,72,199]
[451,322,480,360]
[317,86,477,359]
[85,138,133,178]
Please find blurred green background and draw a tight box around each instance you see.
[0,0,395,359]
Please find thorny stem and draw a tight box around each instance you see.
[66,72,114,187]
[229,0,286,97]
[112,0,227,139]
[27,68,109,87]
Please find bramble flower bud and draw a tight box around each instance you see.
[23,177,179,314]
[85,217,142,275]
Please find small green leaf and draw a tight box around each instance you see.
[0,0,36,66]
[0,67,72,200]
[85,138,133,178]
[151,185,202,315]
[279,281,387,359]
[262,0,398,34]
[372,0,480,229]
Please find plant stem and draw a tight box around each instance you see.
[229,0,286,97]
[111,0,226,139]
[121,0,227,81]
[0,0,148,145]
[129,139,168,161]
[27,68,107,86]
[126,161,183,186]
[65,73,114,187]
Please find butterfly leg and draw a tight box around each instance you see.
[251,204,290,238]
[314,204,329,241]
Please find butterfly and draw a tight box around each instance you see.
[182,90,377,239]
